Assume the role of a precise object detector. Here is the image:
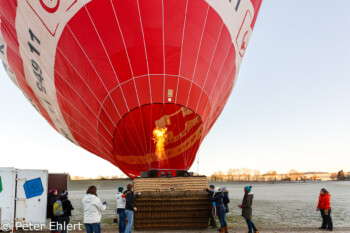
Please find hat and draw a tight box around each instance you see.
[127,184,133,191]
[49,188,57,195]
[321,188,328,194]
[118,187,124,192]
[61,190,68,197]
[221,187,227,192]
[244,186,252,192]
[209,185,215,189]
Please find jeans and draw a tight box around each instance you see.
[118,210,127,233]
[321,209,333,230]
[125,210,134,233]
[218,214,227,228]
[84,223,101,233]
[246,219,257,233]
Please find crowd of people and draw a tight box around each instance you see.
[206,185,259,233]
[47,184,333,233]
[47,183,141,233]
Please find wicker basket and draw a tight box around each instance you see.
[133,176,211,230]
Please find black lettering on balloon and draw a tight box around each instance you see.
[43,98,55,113]
[36,82,46,94]
[60,128,74,143]
[235,0,241,11]
[29,29,40,45]
[28,42,40,56]
[31,59,42,74]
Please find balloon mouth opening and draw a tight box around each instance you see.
[111,103,203,177]
[152,126,168,159]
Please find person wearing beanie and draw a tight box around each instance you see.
[317,188,333,231]
[48,188,58,233]
[206,185,218,229]
[124,184,142,233]
[58,190,74,233]
[239,186,259,233]
[116,187,126,233]
[209,187,227,233]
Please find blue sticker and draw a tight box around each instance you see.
[23,177,44,199]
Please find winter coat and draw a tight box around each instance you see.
[317,193,331,210]
[60,196,74,217]
[82,194,106,223]
[47,194,57,219]
[242,192,253,219]
[125,191,139,211]
[116,191,126,210]
[209,192,225,216]
[223,191,230,213]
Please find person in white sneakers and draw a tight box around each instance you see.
[82,186,107,233]
[116,187,126,233]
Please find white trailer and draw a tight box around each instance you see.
[0,167,48,231]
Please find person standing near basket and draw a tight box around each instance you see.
[124,184,141,233]
[206,184,218,229]
[116,187,126,233]
[209,187,228,233]
[238,186,259,233]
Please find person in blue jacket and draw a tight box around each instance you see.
[209,188,227,233]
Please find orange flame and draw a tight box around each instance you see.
[152,127,167,159]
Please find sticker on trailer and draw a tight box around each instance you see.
[23,177,44,199]
[0,176,2,193]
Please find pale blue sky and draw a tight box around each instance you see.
[1,0,349,177]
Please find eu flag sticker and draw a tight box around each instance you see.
[23,177,44,199]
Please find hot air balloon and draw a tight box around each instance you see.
[0,0,262,178]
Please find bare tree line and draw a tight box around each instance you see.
[210,168,350,182]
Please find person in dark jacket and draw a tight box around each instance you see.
[221,187,230,213]
[209,188,227,233]
[206,185,218,228]
[58,190,74,233]
[48,189,59,233]
[317,188,333,231]
[239,186,259,233]
[124,184,141,233]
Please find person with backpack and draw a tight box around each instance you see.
[317,188,333,231]
[238,186,259,233]
[124,184,141,233]
[116,187,126,233]
[209,188,227,233]
[221,187,230,213]
[48,188,59,233]
[82,186,107,233]
[57,190,74,233]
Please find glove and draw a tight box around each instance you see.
[103,201,107,206]
[238,205,243,208]
[324,209,328,215]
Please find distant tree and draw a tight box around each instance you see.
[253,170,261,182]
[337,170,346,181]
[227,169,235,181]
[289,169,298,174]
[330,173,337,181]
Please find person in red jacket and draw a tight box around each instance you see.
[317,188,333,231]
